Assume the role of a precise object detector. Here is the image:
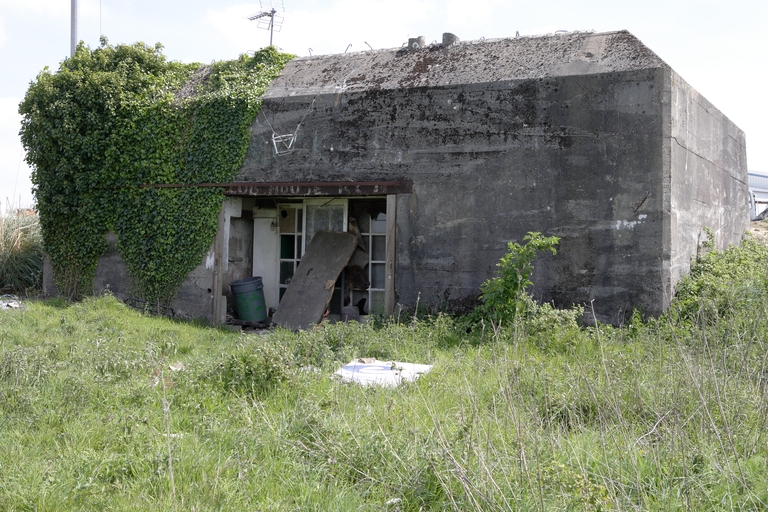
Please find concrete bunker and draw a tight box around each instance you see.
[62,29,748,326]
[232,29,748,324]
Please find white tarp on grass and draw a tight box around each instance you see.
[333,358,433,387]
[0,295,23,310]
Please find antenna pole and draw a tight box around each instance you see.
[269,8,276,46]
[71,0,78,56]
[248,2,284,48]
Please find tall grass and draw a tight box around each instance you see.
[0,210,43,295]
[1,230,767,510]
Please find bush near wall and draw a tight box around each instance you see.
[19,39,292,303]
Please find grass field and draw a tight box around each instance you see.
[1,226,767,511]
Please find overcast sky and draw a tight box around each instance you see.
[1,0,766,212]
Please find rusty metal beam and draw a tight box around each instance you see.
[134,179,412,197]
[224,180,412,197]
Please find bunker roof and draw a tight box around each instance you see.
[265,30,668,98]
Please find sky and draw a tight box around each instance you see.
[0,0,766,213]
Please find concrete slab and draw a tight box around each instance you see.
[272,230,358,330]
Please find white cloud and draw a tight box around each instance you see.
[444,0,510,34]
[0,98,21,130]
[0,98,34,210]
[0,0,100,20]
[0,0,68,18]
[204,1,583,59]
[0,16,7,48]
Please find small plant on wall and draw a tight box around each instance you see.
[20,38,293,304]
[474,231,559,324]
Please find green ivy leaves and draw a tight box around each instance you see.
[20,39,292,303]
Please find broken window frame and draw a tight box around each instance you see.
[277,203,303,303]
[355,211,387,315]
[275,197,391,317]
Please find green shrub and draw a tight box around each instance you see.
[216,337,295,397]
[672,232,768,324]
[542,460,613,511]
[523,296,585,352]
[471,231,559,325]
[0,211,43,294]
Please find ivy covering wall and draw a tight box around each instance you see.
[20,39,292,302]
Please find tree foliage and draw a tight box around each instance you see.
[20,39,292,302]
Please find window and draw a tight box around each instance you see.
[304,199,347,253]
[277,205,302,302]
[356,212,387,315]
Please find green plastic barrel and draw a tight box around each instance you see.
[230,276,268,323]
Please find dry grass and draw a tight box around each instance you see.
[0,210,43,294]
[749,219,768,244]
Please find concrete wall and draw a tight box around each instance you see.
[44,231,217,322]
[43,232,132,300]
[94,232,130,299]
[239,68,672,322]
[665,69,749,305]
[172,252,216,321]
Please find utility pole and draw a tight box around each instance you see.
[71,0,78,57]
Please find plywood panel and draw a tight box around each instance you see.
[272,231,357,330]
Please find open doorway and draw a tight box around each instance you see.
[239,196,390,322]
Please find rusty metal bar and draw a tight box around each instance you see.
[224,180,412,197]
[135,179,412,196]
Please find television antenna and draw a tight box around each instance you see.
[248,0,285,47]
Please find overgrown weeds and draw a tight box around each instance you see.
[672,229,768,325]
[1,235,768,510]
[0,210,43,295]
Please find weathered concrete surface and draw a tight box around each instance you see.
[45,231,217,321]
[665,69,749,305]
[236,30,744,322]
[172,253,215,321]
[41,256,56,296]
[43,232,132,300]
[92,232,131,299]
[263,30,665,97]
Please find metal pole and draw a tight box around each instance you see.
[71,0,78,56]
[269,8,275,46]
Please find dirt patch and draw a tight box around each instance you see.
[748,220,768,245]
